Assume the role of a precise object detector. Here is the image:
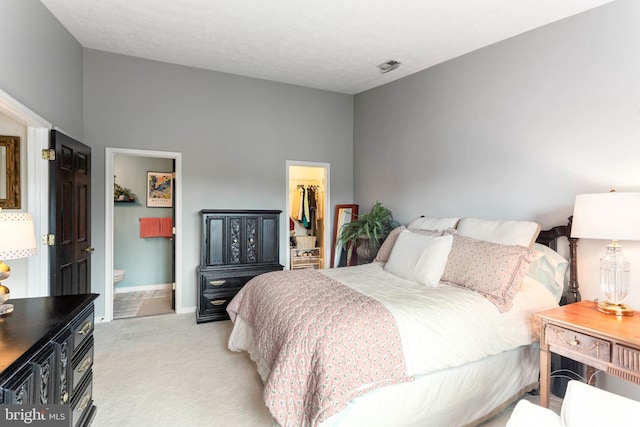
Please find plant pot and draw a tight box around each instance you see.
[355,237,383,264]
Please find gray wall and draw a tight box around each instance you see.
[354,0,640,398]
[0,0,83,138]
[84,49,354,316]
[355,0,639,227]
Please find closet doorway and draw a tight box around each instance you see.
[286,161,330,270]
[105,148,182,321]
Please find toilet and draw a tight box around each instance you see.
[113,269,125,287]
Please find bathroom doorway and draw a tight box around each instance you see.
[105,148,182,321]
[286,161,330,270]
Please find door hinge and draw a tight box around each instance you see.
[42,234,55,245]
[41,149,55,161]
[172,227,176,235]
[172,282,176,290]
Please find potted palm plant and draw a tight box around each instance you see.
[337,201,399,265]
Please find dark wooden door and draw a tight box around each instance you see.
[49,130,92,296]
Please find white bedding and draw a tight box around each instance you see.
[319,262,558,376]
[322,344,540,427]
[230,318,540,427]
[228,261,559,426]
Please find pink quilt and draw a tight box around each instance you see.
[227,269,411,427]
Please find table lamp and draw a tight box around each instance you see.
[571,191,640,316]
[0,210,38,314]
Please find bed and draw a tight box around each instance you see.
[227,216,578,427]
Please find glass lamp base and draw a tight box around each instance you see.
[597,300,634,316]
[0,303,14,315]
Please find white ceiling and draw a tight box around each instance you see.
[40,0,616,95]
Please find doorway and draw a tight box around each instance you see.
[286,161,330,270]
[0,88,50,298]
[104,148,182,321]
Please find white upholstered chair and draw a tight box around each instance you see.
[506,380,640,427]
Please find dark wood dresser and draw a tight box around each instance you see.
[197,210,283,323]
[0,294,98,427]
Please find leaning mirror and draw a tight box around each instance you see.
[331,204,358,267]
[0,135,20,209]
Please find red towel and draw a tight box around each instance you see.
[159,217,173,238]
[140,218,173,238]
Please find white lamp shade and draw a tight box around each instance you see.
[571,192,640,241]
[0,212,37,260]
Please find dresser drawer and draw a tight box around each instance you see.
[546,324,611,362]
[72,337,94,392]
[71,375,93,427]
[71,307,94,352]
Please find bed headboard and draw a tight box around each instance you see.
[535,216,580,305]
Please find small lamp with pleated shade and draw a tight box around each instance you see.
[0,210,37,315]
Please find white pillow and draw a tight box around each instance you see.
[384,230,453,287]
[527,243,569,302]
[456,217,541,248]
[407,216,460,231]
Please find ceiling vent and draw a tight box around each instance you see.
[377,60,401,74]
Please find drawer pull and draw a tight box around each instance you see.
[209,280,226,286]
[77,321,92,335]
[211,299,227,306]
[556,331,598,352]
[76,393,91,413]
[78,356,92,373]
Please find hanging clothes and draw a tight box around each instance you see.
[302,186,310,228]
[297,186,304,222]
[316,187,323,220]
[307,186,317,233]
[290,185,302,222]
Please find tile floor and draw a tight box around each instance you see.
[113,288,173,319]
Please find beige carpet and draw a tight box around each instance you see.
[92,313,561,427]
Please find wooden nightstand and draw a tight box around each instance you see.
[537,301,640,407]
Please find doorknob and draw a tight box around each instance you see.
[83,247,95,253]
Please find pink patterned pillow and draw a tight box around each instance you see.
[374,227,449,263]
[441,235,535,312]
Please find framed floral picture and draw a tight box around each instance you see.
[146,171,173,208]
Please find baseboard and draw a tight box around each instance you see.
[114,283,172,294]
[176,306,196,314]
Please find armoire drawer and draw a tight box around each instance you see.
[200,272,254,291]
[201,289,238,317]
